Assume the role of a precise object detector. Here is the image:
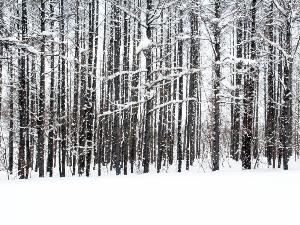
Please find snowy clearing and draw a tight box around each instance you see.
[1,170,300,225]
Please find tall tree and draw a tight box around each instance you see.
[0,0,3,143]
[37,0,46,177]
[111,0,122,175]
[241,0,257,169]
[47,0,56,177]
[59,0,67,177]
[280,0,293,170]
[18,0,28,179]
[231,1,243,161]
[122,0,131,175]
[142,0,153,173]
[177,9,184,172]
[71,0,80,176]
[129,0,141,174]
[78,13,87,176]
[86,0,96,177]
[186,8,199,170]
[8,53,14,175]
[266,1,276,168]
[212,0,221,171]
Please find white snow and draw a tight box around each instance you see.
[41,31,56,37]
[137,35,153,54]
[1,169,300,225]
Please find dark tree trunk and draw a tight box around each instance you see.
[59,0,67,177]
[212,0,221,171]
[232,11,243,161]
[143,0,153,173]
[187,10,199,170]
[111,1,122,175]
[37,0,46,177]
[18,0,28,179]
[47,1,55,177]
[277,31,283,168]
[157,11,164,173]
[97,0,107,176]
[8,54,14,174]
[29,57,36,174]
[241,0,257,169]
[177,10,183,172]
[0,1,2,148]
[266,2,276,168]
[92,0,99,173]
[86,0,96,177]
[122,0,130,175]
[78,24,87,176]
[281,1,293,170]
[25,56,30,178]
[71,0,80,176]
[129,0,141,173]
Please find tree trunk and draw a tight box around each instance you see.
[47,1,56,177]
[187,10,199,170]
[232,8,243,161]
[281,0,293,170]
[177,10,183,172]
[37,0,46,177]
[212,0,221,171]
[241,0,257,169]
[266,2,276,168]
[18,0,28,179]
[86,0,95,177]
[59,0,67,177]
[122,0,130,175]
[111,1,122,175]
[8,53,14,174]
[143,0,153,173]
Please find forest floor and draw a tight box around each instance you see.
[1,160,300,225]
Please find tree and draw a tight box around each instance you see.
[71,0,80,176]
[129,0,141,174]
[37,0,46,177]
[142,0,153,173]
[266,1,276,168]
[0,0,3,146]
[186,7,199,170]
[280,0,293,170]
[18,0,28,179]
[86,0,96,177]
[59,0,67,177]
[122,0,131,175]
[212,0,221,171]
[8,52,14,175]
[241,0,257,170]
[177,8,184,172]
[231,1,243,161]
[47,0,56,177]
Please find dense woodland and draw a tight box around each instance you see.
[0,0,300,179]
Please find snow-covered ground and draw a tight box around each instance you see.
[1,167,300,225]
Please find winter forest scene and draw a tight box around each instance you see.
[1,0,300,224]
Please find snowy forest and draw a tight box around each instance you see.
[0,0,300,179]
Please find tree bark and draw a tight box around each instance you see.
[143,0,153,173]
[212,0,221,171]
[18,0,28,179]
[37,0,46,177]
